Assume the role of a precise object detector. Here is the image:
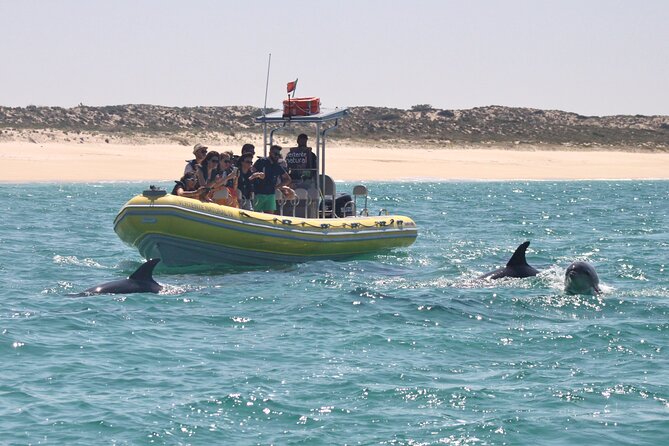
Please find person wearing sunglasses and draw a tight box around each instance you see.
[220,151,237,186]
[213,152,240,207]
[252,145,292,214]
[196,151,220,185]
[237,154,265,210]
[171,171,206,199]
[195,151,230,202]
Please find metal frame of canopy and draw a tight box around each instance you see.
[255,108,349,218]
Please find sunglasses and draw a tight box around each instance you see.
[210,158,219,162]
[221,159,231,164]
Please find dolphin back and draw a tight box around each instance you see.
[75,258,163,296]
[129,258,161,281]
[506,241,531,268]
[480,241,539,280]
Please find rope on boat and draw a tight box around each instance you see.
[239,210,400,230]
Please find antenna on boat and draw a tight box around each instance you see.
[263,53,271,118]
[262,53,272,157]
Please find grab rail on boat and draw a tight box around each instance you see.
[268,122,288,156]
[275,189,287,216]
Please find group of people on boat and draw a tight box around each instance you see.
[172,135,318,214]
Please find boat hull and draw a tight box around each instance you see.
[113,194,418,266]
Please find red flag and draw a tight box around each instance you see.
[287,79,298,94]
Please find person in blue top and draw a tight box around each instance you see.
[252,145,292,214]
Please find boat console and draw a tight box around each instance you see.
[256,108,351,219]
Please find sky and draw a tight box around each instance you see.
[1,0,668,116]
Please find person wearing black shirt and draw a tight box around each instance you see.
[171,172,205,199]
[252,145,292,214]
[237,154,264,210]
[285,134,317,185]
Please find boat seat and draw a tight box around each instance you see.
[292,188,310,218]
[287,189,300,217]
[317,174,336,218]
[302,188,320,218]
[353,185,369,216]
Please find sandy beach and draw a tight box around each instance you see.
[1,141,668,183]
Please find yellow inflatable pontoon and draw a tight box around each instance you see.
[114,191,417,267]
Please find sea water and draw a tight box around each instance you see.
[1,181,668,445]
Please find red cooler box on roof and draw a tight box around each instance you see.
[283,97,321,116]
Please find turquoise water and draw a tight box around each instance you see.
[1,181,668,445]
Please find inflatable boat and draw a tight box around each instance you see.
[114,106,418,266]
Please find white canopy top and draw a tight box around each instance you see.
[255,107,349,124]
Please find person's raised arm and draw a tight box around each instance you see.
[277,171,292,189]
[178,186,207,199]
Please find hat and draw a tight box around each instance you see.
[241,143,255,154]
[193,143,208,154]
[297,133,308,140]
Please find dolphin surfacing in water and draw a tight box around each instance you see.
[77,258,163,295]
[479,241,540,280]
[564,261,600,295]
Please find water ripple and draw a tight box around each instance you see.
[1,181,668,443]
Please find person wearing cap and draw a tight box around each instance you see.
[285,133,317,186]
[241,143,256,157]
[184,143,208,175]
[252,145,292,214]
[230,143,255,167]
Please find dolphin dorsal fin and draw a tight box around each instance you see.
[129,258,161,281]
[506,241,531,267]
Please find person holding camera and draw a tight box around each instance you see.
[236,153,265,210]
[212,152,240,207]
[171,171,206,199]
[193,150,235,205]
